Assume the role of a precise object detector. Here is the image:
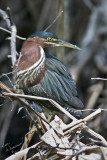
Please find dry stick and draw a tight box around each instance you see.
[2,92,76,121]
[44,10,63,32]
[91,77,107,81]
[0,9,11,28]
[5,141,43,160]
[64,108,107,146]
[0,81,49,125]
[7,7,17,67]
[20,126,37,160]
[0,27,26,40]
[100,147,107,160]
[0,72,15,88]
[64,123,85,136]
[85,127,107,147]
[21,125,37,150]
[83,108,101,122]
[73,146,100,158]
[0,8,25,70]
[0,8,17,67]
[64,108,101,135]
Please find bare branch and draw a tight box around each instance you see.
[2,92,76,121]
[0,72,14,87]
[64,108,102,137]
[0,9,11,28]
[5,141,43,160]
[91,77,107,81]
[73,145,100,157]
[0,27,26,40]
[44,10,63,32]
[85,127,107,147]
[0,8,25,68]
[6,7,17,66]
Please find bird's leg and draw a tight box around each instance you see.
[29,120,33,130]
[38,116,47,133]
[21,125,37,150]
[20,124,37,160]
[48,112,54,122]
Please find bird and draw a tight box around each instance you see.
[14,31,84,120]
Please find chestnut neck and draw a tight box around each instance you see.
[18,39,43,71]
[15,38,46,88]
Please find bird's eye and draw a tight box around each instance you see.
[47,37,57,42]
[47,37,52,41]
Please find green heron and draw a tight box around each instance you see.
[14,31,84,119]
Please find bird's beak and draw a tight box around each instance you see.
[44,39,81,50]
[54,39,81,50]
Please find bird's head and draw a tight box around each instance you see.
[27,31,81,50]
